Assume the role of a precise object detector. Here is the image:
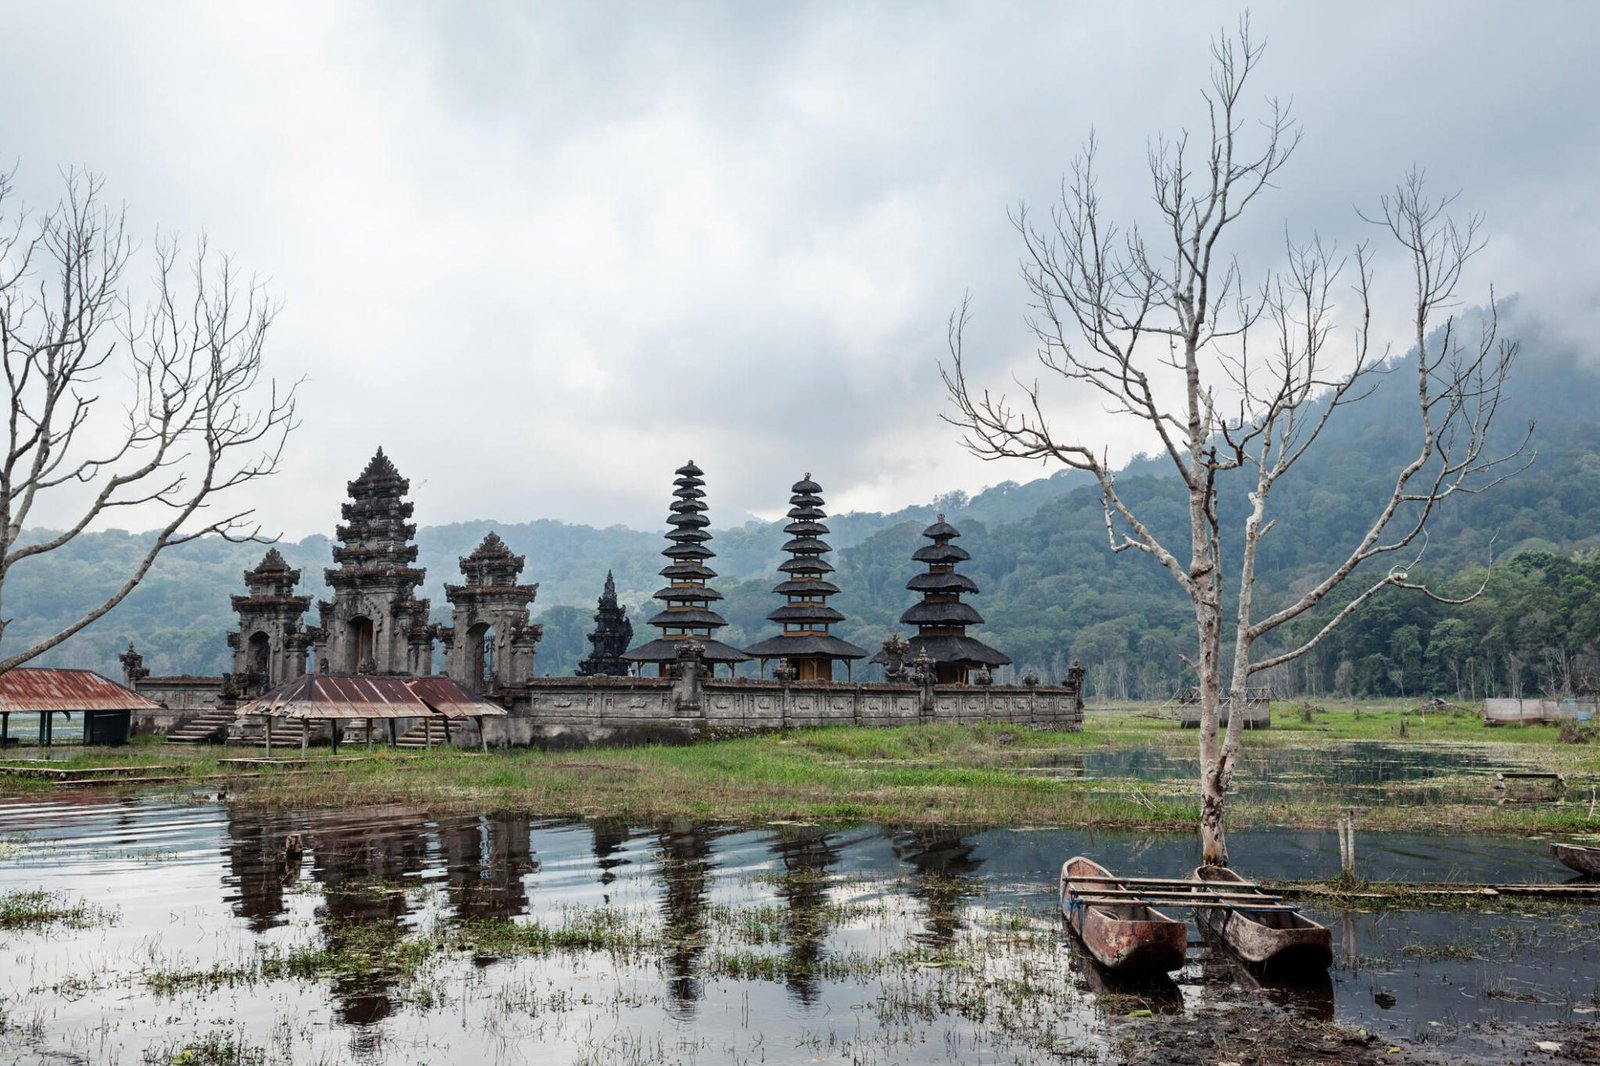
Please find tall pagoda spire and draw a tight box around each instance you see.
[876,514,1010,684]
[312,448,434,675]
[623,461,751,676]
[577,570,633,677]
[744,474,867,681]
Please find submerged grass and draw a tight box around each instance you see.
[0,889,115,931]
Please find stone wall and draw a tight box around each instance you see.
[487,671,1083,748]
[131,677,225,733]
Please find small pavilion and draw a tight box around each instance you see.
[236,674,507,753]
[0,667,160,746]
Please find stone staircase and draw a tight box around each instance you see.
[343,717,465,750]
[166,708,240,744]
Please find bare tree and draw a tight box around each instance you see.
[942,20,1526,866]
[0,168,298,673]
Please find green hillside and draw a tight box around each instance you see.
[4,305,1594,698]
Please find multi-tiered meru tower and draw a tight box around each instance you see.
[744,474,868,681]
[888,514,1010,684]
[623,461,751,676]
[577,571,633,676]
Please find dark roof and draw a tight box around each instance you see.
[785,520,829,537]
[664,544,715,560]
[782,536,831,554]
[912,543,971,564]
[899,600,986,626]
[921,517,961,539]
[661,562,718,580]
[675,460,704,478]
[772,578,840,596]
[645,606,730,629]
[744,633,869,660]
[767,604,846,625]
[0,668,160,713]
[669,513,710,529]
[906,572,981,594]
[791,474,822,494]
[870,635,1011,668]
[779,557,834,574]
[623,638,751,663]
[654,584,724,602]
[670,499,708,514]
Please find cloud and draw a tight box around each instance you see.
[1,0,1594,537]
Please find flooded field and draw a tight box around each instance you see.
[1,794,1596,1064]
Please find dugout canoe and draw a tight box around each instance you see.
[1058,856,1188,974]
[1192,865,1332,973]
[1552,842,1600,878]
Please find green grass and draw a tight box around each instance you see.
[0,889,115,930]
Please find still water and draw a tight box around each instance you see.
[0,794,1595,1064]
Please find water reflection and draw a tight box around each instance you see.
[656,817,718,1012]
[893,828,984,948]
[770,825,842,1003]
[440,812,536,923]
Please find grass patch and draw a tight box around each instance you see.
[0,889,115,931]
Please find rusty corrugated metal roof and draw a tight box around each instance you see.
[237,674,506,720]
[0,668,161,713]
[406,676,507,718]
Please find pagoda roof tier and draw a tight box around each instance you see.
[906,572,981,594]
[654,585,724,602]
[921,517,961,539]
[664,543,715,560]
[767,603,846,625]
[665,529,712,544]
[326,566,427,589]
[661,562,718,580]
[675,460,705,477]
[669,513,711,529]
[771,578,840,596]
[784,519,829,536]
[779,557,834,574]
[790,475,822,494]
[781,536,831,554]
[645,606,730,629]
[871,634,1011,668]
[623,637,750,664]
[900,600,986,627]
[744,633,868,661]
[670,498,708,513]
[912,543,972,564]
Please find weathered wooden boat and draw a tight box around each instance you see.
[1551,842,1600,878]
[1191,865,1332,973]
[1058,856,1188,974]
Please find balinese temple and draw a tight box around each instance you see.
[623,461,751,676]
[882,514,1010,684]
[439,532,542,694]
[577,571,633,677]
[312,449,435,676]
[743,474,868,680]
[227,548,313,699]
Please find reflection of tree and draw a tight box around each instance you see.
[440,813,537,923]
[893,829,983,949]
[590,817,632,890]
[771,826,841,1004]
[657,817,715,1012]
[225,808,301,932]
[305,807,432,1025]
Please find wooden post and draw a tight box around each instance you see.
[442,717,451,748]
[387,718,397,748]
[1,712,8,746]
[478,716,488,753]
[300,716,309,755]
[265,717,273,757]
[366,717,373,751]
[424,715,433,750]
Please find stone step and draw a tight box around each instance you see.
[166,710,239,744]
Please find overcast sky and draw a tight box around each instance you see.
[2,1,1596,538]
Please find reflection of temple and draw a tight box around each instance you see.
[223,808,302,932]
[770,826,842,1003]
[439,813,537,923]
[590,817,633,889]
[657,818,716,1011]
[893,829,984,949]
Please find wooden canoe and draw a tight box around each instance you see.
[1059,856,1188,974]
[1552,842,1600,878]
[1191,865,1332,973]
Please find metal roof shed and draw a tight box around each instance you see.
[236,674,506,754]
[0,668,160,746]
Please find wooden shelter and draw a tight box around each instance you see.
[236,673,507,753]
[0,667,159,746]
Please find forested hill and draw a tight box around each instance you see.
[6,305,1596,699]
